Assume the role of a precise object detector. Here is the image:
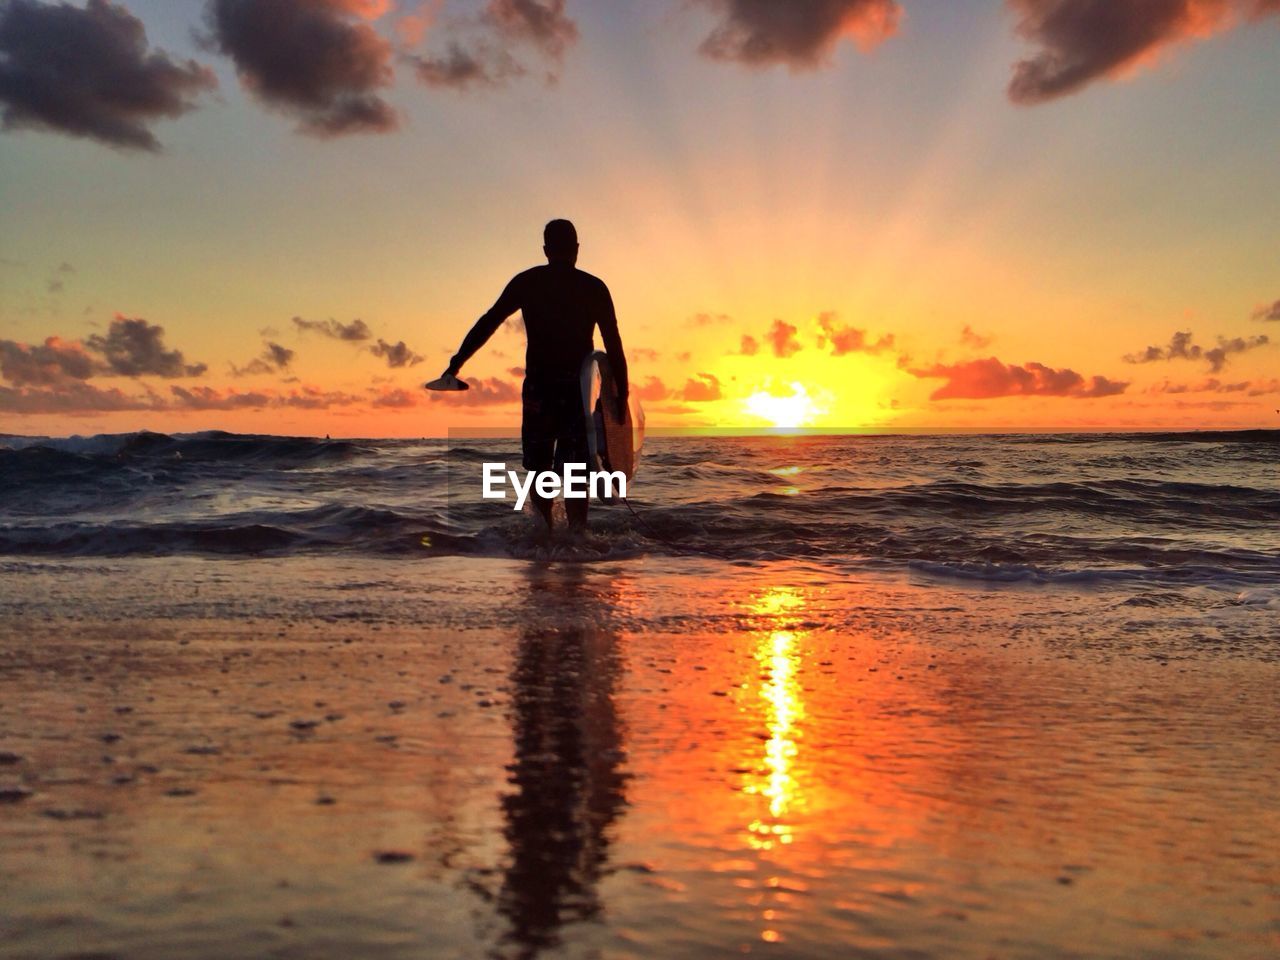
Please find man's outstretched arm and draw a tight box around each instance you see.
[444,278,522,377]
[598,284,628,416]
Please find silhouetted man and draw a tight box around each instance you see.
[439,220,628,533]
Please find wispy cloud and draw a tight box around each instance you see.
[959,325,993,350]
[1122,330,1270,373]
[370,338,424,368]
[408,0,577,90]
[291,316,373,341]
[1252,299,1280,322]
[230,340,295,377]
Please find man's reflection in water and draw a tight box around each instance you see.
[496,567,629,958]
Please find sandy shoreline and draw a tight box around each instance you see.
[2,557,1278,959]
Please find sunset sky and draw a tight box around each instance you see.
[2,0,1278,437]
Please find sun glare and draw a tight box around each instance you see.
[743,382,825,429]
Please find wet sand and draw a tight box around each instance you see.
[1,557,1278,959]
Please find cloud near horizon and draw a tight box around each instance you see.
[1148,376,1280,396]
[427,375,520,406]
[0,335,99,386]
[0,0,216,150]
[679,372,723,402]
[764,319,802,358]
[205,0,398,136]
[1123,329,1270,373]
[1007,0,1280,105]
[909,356,1129,400]
[694,0,901,69]
[2,317,206,387]
[0,380,415,414]
[816,311,895,356]
[634,375,670,402]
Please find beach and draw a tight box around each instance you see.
[2,548,1278,959]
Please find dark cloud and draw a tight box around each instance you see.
[1253,299,1280,322]
[370,338,424,368]
[1148,377,1280,395]
[1123,330,1270,373]
[0,380,161,413]
[371,386,418,408]
[231,340,294,376]
[274,385,366,409]
[959,324,993,350]
[1006,0,1280,105]
[630,347,660,363]
[85,315,207,377]
[428,376,520,406]
[0,335,98,385]
[679,372,722,402]
[410,40,520,89]
[816,311,894,356]
[409,0,577,90]
[205,0,398,136]
[909,356,1129,400]
[694,0,900,70]
[291,316,373,341]
[170,384,271,410]
[739,334,760,356]
[484,0,577,63]
[1,378,400,415]
[765,319,801,358]
[0,0,215,151]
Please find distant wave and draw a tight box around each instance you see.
[1,430,1277,584]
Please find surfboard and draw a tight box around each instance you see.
[581,350,644,482]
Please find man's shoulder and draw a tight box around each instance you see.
[509,265,545,285]
[571,268,610,293]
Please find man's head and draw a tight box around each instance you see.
[543,219,578,265]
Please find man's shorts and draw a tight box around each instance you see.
[521,377,589,473]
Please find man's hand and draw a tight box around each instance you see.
[424,370,470,392]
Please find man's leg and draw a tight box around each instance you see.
[521,382,556,532]
[565,491,588,532]
[557,388,591,534]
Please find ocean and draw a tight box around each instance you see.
[2,429,1278,583]
[2,430,1278,959]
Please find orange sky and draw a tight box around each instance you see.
[2,0,1278,437]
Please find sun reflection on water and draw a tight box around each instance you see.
[741,587,810,942]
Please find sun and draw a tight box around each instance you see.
[743,382,825,429]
